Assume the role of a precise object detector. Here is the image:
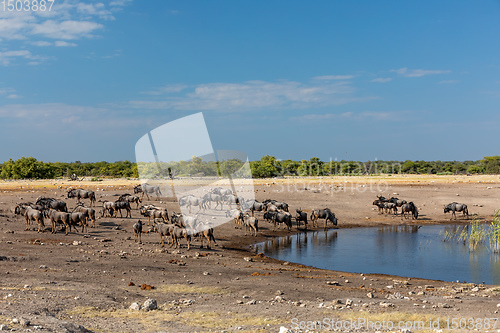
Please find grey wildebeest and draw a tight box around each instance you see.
[15,204,45,232]
[153,222,175,247]
[140,206,169,225]
[73,204,97,228]
[265,211,292,230]
[311,208,338,229]
[133,220,143,243]
[242,214,258,236]
[444,202,469,220]
[171,226,191,250]
[248,200,267,216]
[295,209,308,228]
[36,197,67,212]
[67,188,96,207]
[211,187,233,196]
[44,209,71,235]
[226,209,243,228]
[114,200,132,218]
[401,202,418,220]
[134,184,162,200]
[179,195,205,213]
[202,193,224,210]
[101,201,117,217]
[69,212,88,233]
[118,194,142,209]
[263,199,289,212]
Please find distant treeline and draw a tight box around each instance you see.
[1,155,500,180]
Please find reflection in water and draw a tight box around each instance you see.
[255,225,500,285]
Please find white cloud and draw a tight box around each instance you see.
[291,111,408,122]
[31,20,104,40]
[76,2,113,20]
[141,84,188,95]
[392,67,451,77]
[439,80,460,84]
[127,79,375,111]
[371,77,392,83]
[0,50,38,66]
[55,40,78,47]
[0,1,132,65]
[314,75,355,81]
[31,41,52,46]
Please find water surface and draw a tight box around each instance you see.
[254,225,500,285]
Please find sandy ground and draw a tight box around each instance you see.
[1,176,500,332]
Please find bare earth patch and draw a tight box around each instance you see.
[1,176,500,332]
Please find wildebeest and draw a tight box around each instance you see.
[223,194,245,209]
[171,226,191,250]
[69,212,88,233]
[67,188,96,207]
[114,200,132,218]
[401,202,418,220]
[202,193,224,210]
[226,209,243,228]
[266,211,292,230]
[211,187,233,196]
[153,221,175,247]
[118,194,142,209]
[133,220,143,243]
[295,209,308,228]
[311,208,338,229]
[242,214,258,236]
[444,202,469,220]
[389,197,407,208]
[101,201,117,217]
[15,204,44,232]
[44,209,71,235]
[140,206,169,225]
[263,199,289,212]
[179,195,205,213]
[73,204,97,228]
[36,197,67,212]
[134,184,162,200]
[376,194,389,202]
[248,200,267,216]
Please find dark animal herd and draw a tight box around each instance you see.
[11,183,472,250]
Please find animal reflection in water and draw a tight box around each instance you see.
[259,230,338,253]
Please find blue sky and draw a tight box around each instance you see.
[1,0,499,163]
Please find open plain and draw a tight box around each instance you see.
[1,175,500,332]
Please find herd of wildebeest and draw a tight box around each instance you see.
[10,183,472,250]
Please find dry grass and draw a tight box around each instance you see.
[153,284,227,295]
[2,174,500,191]
[336,311,449,331]
[68,306,283,331]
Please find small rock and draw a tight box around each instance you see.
[243,257,253,262]
[143,299,157,311]
[129,302,141,311]
[345,299,353,306]
[379,302,395,308]
[39,265,47,269]
[279,327,294,333]
[11,319,19,324]
[0,325,8,331]
[246,299,256,305]
[367,292,374,298]
[20,318,30,326]
[203,271,210,276]
[326,281,340,286]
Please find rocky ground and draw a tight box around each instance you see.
[1,176,500,332]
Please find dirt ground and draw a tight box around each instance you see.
[1,175,500,332]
